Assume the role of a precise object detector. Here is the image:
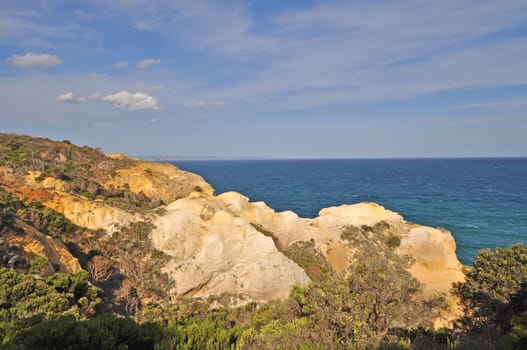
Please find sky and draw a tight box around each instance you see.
[1,0,526,159]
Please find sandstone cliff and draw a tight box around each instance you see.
[0,133,465,326]
[152,193,310,306]
[151,191,464,325]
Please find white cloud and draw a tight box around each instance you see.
[56,92,94,103]
[5,0,527,115]
[110,61,128,69]
[101,91,159,110]
[184,101,225,108]
[6,52,62,68]
[136,58,161,69]
[57,92,78,103]
[150,117,160,123]
[57,90,159,111]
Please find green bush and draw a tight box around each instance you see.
[509,311,527,350]
[159,317,245,350]
[20,314,163,350]
[453,243,527,331]
[0,268,101,346]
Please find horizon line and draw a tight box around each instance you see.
[138,155,527,161]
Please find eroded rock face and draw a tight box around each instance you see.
[12,159,213,235]
[152,193,310,305]
[43,193,139,234]
[317,202,404,228]
[193,192,465,323]
[398,225,465,327]
[5,218,81,274]
[105,162,214,203]
[400,226,465,294]
[216,192,464,295]
[3,144,464,321]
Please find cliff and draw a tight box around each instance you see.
[0,133,464,326]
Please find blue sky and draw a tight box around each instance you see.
[1,0,526,158]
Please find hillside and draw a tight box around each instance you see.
[2,133,525,349]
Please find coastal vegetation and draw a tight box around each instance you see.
[0,133,162,212]
[1,242,526,349]
[1,133,526,349]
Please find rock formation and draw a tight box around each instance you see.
[0,133,465,326]
[2,217,81,274]
[152,192,310,306]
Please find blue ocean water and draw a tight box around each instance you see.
[172,159,527,265]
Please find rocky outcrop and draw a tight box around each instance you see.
[18,171,139,234]
[147,190,465,323]
[1,134,465,324]
[11,161,213,235]
[3,218,81,274]
[105,161,214,203]
[163,191,465,323]
[152,193,310,305]
[43,193,139,234]
[215,193,464,296]
[400,226,465,295]
[399,225,465,327]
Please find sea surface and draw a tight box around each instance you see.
[172,158,527,265]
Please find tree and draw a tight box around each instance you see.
[88,256,113,282]
[509,311,527,350]
[114,279,140,316]
[288,248,422,349]
[453,243,527,331]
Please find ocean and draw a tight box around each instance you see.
[171,158,527,266]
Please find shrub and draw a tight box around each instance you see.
[453,244,527,331]
[21,314,163,350]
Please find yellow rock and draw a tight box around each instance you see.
[152,193,310,305]
[6,218,82,273]
[192,193,465,323]
[105,161,214,204]
[401,226,464,284]
[24,171,68,192]
[43,192,138,234]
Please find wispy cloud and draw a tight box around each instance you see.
[136,58,160,69]
[0,15,62,47]
[73,10,95,20]
[447,96,527,111]
[57,91,159,111]
[1,0,525,157]
[135,81,162,92]
[0,12,101,50]
[101,0,527,108]
[183,101,225,108]
[101,0,276,57]
[5,53,62,68]
[3,0,527,117]
[108,61,128,69]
